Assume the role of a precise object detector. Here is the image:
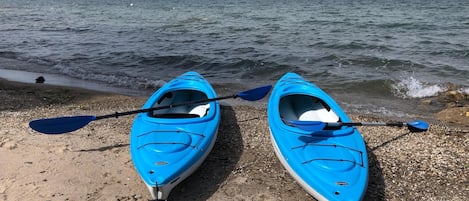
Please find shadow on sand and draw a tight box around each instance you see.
[363,131,414,200]
[168,105,243,201]
[363,143,385,201]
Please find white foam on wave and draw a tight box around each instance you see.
[461,88,469,94]
[392,76,446,98]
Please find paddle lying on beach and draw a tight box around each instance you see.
[29,85,272,134]
[289,120,429,133]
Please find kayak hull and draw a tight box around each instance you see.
[267,72,368,201]
[130,71,220,200]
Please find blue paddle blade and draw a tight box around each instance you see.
[29,115,96,134]
[288,120,326,132]
[407,120,429,132]
[237,85,272,101]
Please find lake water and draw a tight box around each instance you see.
[1,0,468,117]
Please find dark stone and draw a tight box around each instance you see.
[35,76,45,83]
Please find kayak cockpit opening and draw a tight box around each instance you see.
[279,94,340,129]
[149,90,210,118]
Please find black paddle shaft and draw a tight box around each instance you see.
[327,122,405,127]
[95,94,237,120]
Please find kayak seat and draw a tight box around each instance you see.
[280,94,339,123]
[150,90,209,118]
[298,108,339,122]
[189,103,210,117]
[151,113,200,118]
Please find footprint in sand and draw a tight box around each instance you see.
[0,138,18,150]
[48,145,70,153]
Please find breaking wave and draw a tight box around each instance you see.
[391,76,446,98]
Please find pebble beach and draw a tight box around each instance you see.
[0,78,468,201]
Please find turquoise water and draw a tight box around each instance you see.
[1,0,468,117]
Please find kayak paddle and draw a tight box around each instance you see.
[29,85,272,134]
[289,120,429,133]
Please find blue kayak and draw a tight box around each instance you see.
[130,71,220,200]
[267,72,368,201]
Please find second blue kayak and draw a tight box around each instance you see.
[267,72,368,201]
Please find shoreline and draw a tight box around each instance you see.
[3,67,467,121]
[0,68,270,109]
[1,78,467,200]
